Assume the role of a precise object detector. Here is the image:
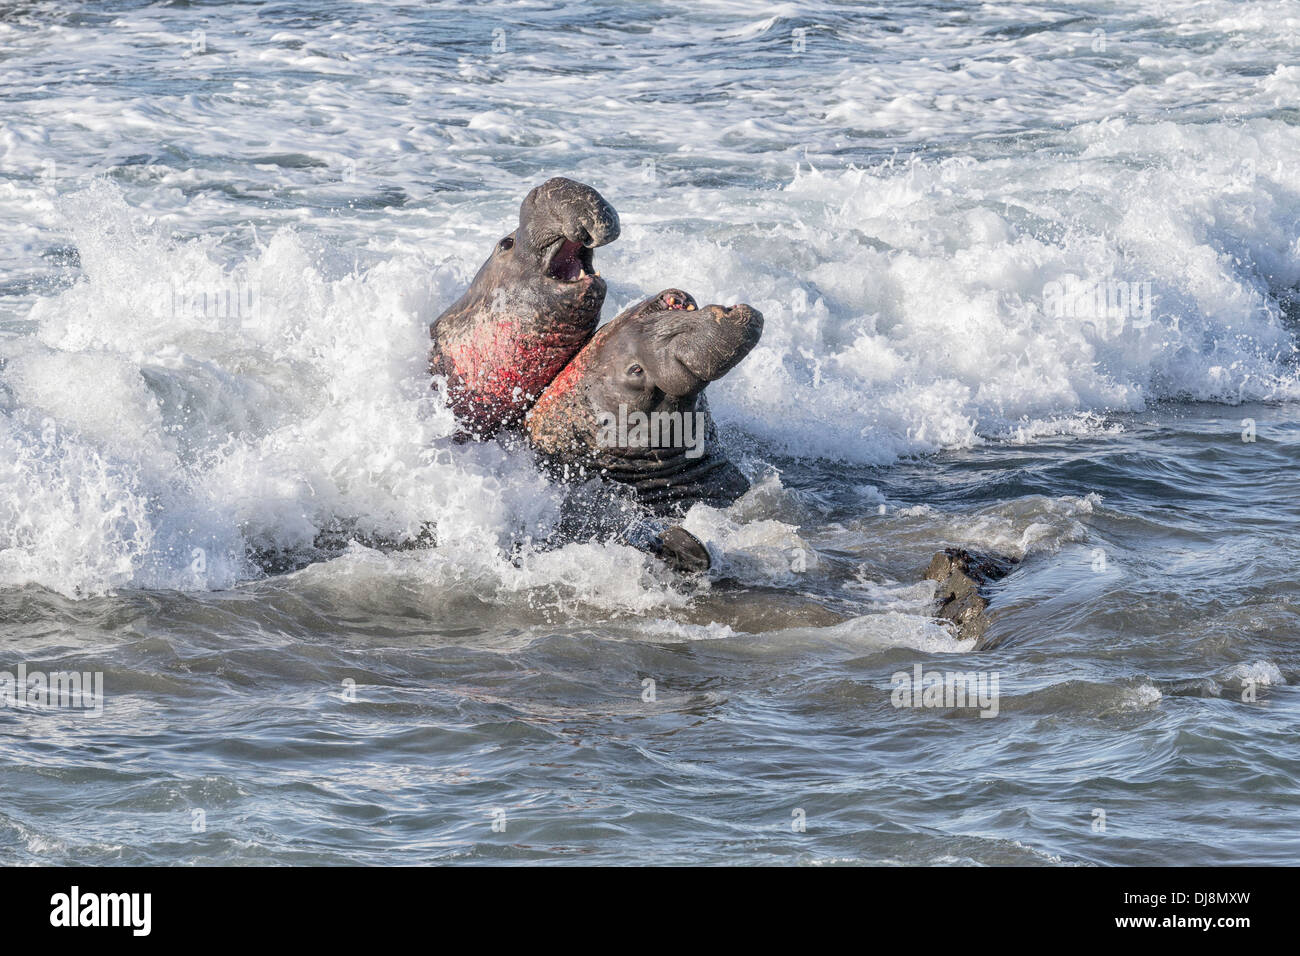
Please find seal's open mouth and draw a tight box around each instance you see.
[658,291,697,311]
[546,239,597,282]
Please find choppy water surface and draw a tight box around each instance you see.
[1,0,1298,864]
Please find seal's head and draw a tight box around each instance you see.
[429,177,621,438]
[516,176,620,287]
[527,288,763,512]
[598,289,763,409]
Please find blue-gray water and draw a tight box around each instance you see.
[1,0,1298,865]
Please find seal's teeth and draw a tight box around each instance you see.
[685,303,696,311]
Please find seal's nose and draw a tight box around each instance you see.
[716,305,764,358]
[520,177,621,253]
[705,303,763,334]
[584,197,620,247]
[724,304,762,328]
[730,305,764,351]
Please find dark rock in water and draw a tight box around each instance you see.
[925,548,1018,646]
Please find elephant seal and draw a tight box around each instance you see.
[429,177,620,439]
[526,289,762,514]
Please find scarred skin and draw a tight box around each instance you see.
[526,289,763,513]
[429,177,620,439]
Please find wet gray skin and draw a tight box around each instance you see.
[428,177,620,438]
[527,288,763,514]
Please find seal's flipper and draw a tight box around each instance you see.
[658,525,711,573]
[617,518,711,573]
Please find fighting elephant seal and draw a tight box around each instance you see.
[428,177,620,439]
[526,289,762,514]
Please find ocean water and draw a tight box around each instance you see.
[1,0,1298,865]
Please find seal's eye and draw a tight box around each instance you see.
[498,236,514,251]
[626,364,644,377]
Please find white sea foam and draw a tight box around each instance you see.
[1222,661,1286,687]
[3,1,1300,596]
